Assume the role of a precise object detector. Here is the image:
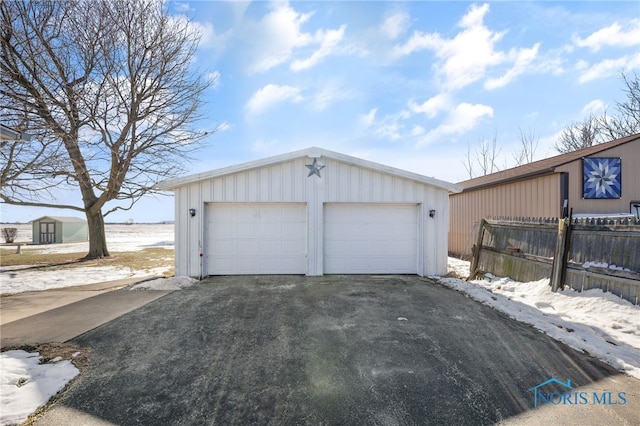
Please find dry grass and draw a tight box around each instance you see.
[0,250,88,267]
[0,247,174,276]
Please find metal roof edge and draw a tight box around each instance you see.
[30,215,87,223]
[158,147,462,193]
[456,168,558,193]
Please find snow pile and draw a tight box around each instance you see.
[0,351,79,426]
[1,266,170,295]
[129,276,197,291]
[436,257,640,379]
[582,261,632,272]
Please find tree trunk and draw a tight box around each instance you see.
[85,209,109,259]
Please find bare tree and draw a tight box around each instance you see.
[462,133,502,179]
[476,134,501,176]
[555,71,640,153]
[462,141,475,179]
[554,114,602,153]
[513,127,539,166]
[1,0,211,258]
[601,71,640,140]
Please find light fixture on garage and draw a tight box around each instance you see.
[189,208,196,217]
[429,209,436,218]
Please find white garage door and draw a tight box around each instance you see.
[206,203,307,275]
[324,203,418,274]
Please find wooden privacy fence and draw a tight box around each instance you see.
[468,216,640,305]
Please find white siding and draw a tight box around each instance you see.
[172,154,451,277]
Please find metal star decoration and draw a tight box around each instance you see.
[305,158,325,178]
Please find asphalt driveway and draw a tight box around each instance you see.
[35,275,633,425]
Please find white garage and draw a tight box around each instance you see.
[159,147,461,278]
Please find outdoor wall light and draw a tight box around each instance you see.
[189,208,196,217]
[429,209,436,218]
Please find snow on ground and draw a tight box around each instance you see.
[2,223,174,254]
[130,276,197,291]
[437,257,640,380]
[0,350,79,426]
[0,224,174,295]
[1,266,171,295]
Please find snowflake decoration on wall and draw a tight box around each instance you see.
[583,157,621,199]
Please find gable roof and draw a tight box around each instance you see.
[158,146,462,193]
[31,216,87,223]
[458,133,640,191]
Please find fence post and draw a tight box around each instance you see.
[550,218,569,292]
[468,219,486,281]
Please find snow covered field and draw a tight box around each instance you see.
[0,224,174,295]
[2,223,174,253]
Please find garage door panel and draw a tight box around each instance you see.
[206,203,307,275]
[324,203,418,274]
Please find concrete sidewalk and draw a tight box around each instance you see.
[0,278,172,347]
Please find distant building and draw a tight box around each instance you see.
[31,216,88,244]
[449,133,640,257]
[0,124,31,142]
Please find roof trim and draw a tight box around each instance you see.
[0,124,31,142]
[30,215,87,223]
[158,147,462,193]
[458,133,640,191]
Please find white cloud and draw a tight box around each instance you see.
[575,59,589,70]
[207,71,221,89]
[381,11,411,40]
[410,125,425,136]
[244,3,346,74]
[312,81,353,111]
[173,2,192,13]
[245,84,303,116]
[416,102,494,147]
[361,108,410,141]
[408,93,451,118]
[573,19,640,52]
[582,100,606,116]
[360,108,377,127]
[392,3,507,91]
[485,43,540,90]
[188,20,232,50]
[578,53,640,83]
[291,25,346,71]
[245,3,314,74]
[391,30,439,58]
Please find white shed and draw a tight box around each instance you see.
[159,147,461,277]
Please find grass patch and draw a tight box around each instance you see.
[1,247,174,276]
[1,250,88,267]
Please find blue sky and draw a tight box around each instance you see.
[2,1,639,223]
